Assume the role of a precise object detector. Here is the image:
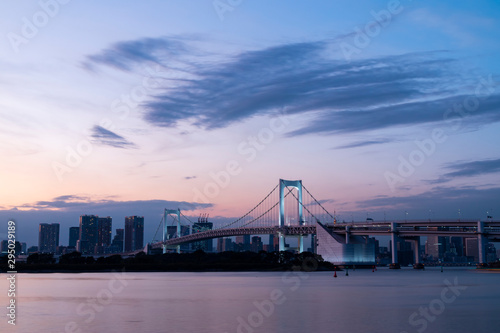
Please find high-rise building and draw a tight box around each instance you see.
[426,236,448,260]
[268,234,281,252]
[217,238,223,252]
[27,246,38,254]
[465,238,479,262]
[97,216,112,247]
[251,236,263,253]
[78,215,98,254]
[192,222,213,252]
[38,223,60,253]
[124,216,144,252]
[69,227,79,247]
[217,238,233,252]
[111,229,124,253]
[235,235,251,251]
[450,237,464,257]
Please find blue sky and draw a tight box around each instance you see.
[1,0,499,247]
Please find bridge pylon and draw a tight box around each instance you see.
[164,208,181,254]
[279,179,305,252]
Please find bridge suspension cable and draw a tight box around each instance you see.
[215,184,279,230]
[237,187,294,229]
[151,216,164,243]
[302,184,336,222]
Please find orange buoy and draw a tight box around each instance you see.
[334,271,337,278]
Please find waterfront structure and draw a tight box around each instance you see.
[151,179,500,266]
[316,222,376,265]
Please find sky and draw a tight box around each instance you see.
[1,0,500,248]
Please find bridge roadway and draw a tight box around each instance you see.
[150,219,500,249]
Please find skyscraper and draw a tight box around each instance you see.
[426,235,448,261]
[111,228,124,253]
[69,227,79,248]
[192,222,213,252]
[78,215,98,254]
[465,238,479,262]
[235,235,251,251]
[124,216,144,252]
[251,236,263,253]
[217,238,233,252]
[97,216,112,248]
[38,223,60,253]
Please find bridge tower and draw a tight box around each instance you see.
[279,179,305,252]
[164,208,181,254]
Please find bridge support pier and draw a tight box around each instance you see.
[279,233,285,252]
[478,221,487,264]
[311,234,316,254]
[278,179,304,253]
[390,222,400,268]
[299,235,304,253]
[164,208,181,254]
[406,237,421,264]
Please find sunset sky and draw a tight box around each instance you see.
[1,0,500,247]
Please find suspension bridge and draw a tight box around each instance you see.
[150,179,332,253]
[150,179,500,265]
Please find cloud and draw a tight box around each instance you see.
[427,158,500,184]
[288,93,500,136]
[90,125,136,149]
[83,37,188,71]
[355,185,500,219]
[334,138,396,149]
[85,36,500,138]
[444,158,500,177]
[17,196,213,212]
[305,199,335,207]
[1,196,214,248]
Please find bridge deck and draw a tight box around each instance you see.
[151,220,500,249]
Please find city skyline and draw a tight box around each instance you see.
[1,1,500,248]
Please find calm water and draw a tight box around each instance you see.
[1,268,500,333]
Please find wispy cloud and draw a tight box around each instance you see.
[305,199,335,207]
[85,36,500,139]
[16,195,213,212]
[82,37,188,71]
[334,138,396,149]
[356,186,500,217]
[427,158,500,184]
[90,125,136,149]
